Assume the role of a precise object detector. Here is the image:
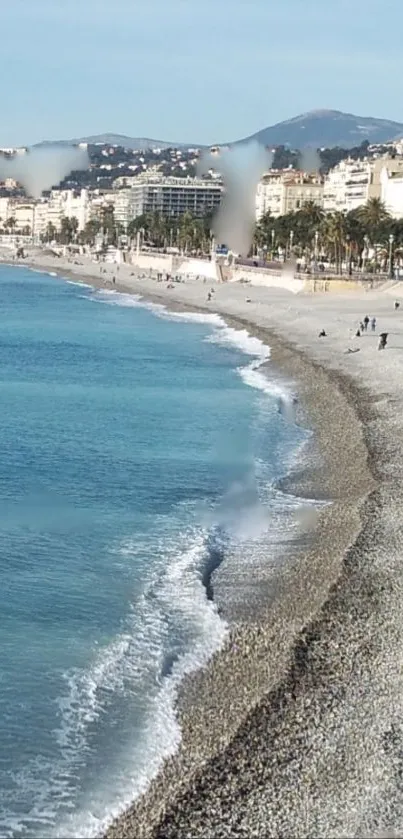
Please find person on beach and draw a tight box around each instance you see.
[319,329,327,337]
[394,301,400,310]
[363,315,370,331]
[207,292,212,301]
[360,321,365,332]
[355,328,361,337]
[371,317,376,331]
[378,332,388,350]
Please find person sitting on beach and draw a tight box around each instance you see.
[319,329,326,337]
[355,328,361,337]
[378,332,388,350]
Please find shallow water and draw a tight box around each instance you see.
[0,267,309,837]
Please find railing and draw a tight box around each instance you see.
[0,234,34,245]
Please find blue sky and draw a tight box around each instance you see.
[2,0,403,145]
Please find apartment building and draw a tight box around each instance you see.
[143,177,222,219]
[368,155,403,200]
[13,203,35,232]
[323,159,371,213]
[380,167,403,218]
[48,189,90,231]
[33,201,50,239]
[256,171,324,219]
[110,177,223,229]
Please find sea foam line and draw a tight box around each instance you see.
[91,288,291,401]
[50,529,227,838]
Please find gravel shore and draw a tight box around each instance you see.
[19,255,403,837]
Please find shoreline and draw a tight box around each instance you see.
[8,256,402,836]
[105,329,375,839]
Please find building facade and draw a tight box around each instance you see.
[380,167,403,218]
[256,172,324,219]
[142,177,222,219]
[368,155,403,201]
[323,159,371,213]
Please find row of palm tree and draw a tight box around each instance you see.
[126,210,214,253]
[255,198,403,273]
[36,197,403,276]
[0,216,31,236]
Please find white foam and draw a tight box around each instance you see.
[22,527,227,839]
[239,358,288,398]
[93,287,292,402]
[94,289,224,327]
[66,280,93,290]
[207,326,270,360]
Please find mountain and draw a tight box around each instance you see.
[236,110,403,149]
[35,133,196,150]
[34,110,403,151]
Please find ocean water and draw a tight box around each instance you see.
[0,266,309,838]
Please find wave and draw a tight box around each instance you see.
[93,289,224,327]
[66,280,94,289]
[91,288,291,401]
[8,528,227,839]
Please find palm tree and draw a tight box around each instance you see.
[80,218,101,246]
[345,210,366,270]
[321,211,348,273]
[60,216,73,244]
[254,210,274,251]
[5,217,16,235]
[44,222,57,243]
[127,214,149,243]
[178,211,196,253]
[70,216,79,243]
[297,201,325,229]
[357,198,390,244]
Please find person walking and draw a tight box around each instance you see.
[371,317,376,332]
[363,315,370,331]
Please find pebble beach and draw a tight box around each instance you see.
[14,251,403,838]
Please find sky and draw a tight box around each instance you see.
[2,0,403,146]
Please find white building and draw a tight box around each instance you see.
[33,201,49,240]
[368,155,403,200]
[323,159,371,213]
[113,188,144,229]
[256,171,324,219]
[13,203,35,233]
[108,177,223,230]
[0,196,10,224]
[142,176,222,219]
[42,189,91,233]
[380,167,403,218]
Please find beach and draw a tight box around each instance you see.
[16,252,403,837]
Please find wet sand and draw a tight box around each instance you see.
[18,254,403,836]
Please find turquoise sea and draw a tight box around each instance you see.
[0,266,308,837]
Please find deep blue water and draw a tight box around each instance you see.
[0,267,308,837]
